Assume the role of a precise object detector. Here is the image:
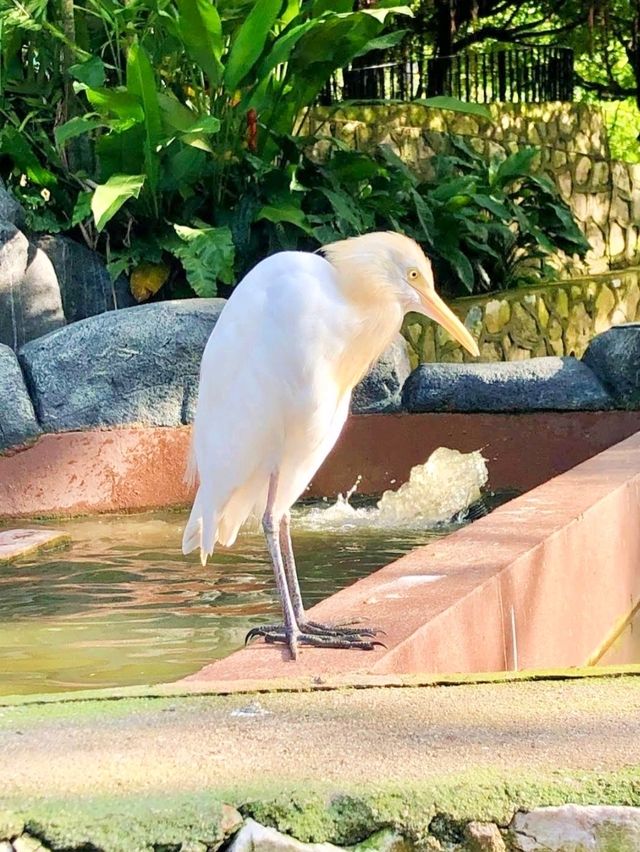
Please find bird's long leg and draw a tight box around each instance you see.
[246,476,385,654]
[279,511,305,621]
[259,473,300,659]
[279,512,382,640]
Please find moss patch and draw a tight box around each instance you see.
[233,768,640,846]
[2,769,640,850]
[2,795,240,852]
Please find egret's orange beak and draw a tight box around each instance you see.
[418,290,480,358]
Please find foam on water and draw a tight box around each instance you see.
[296,447,488,532]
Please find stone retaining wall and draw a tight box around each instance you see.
[306,103,640,276]
[404,267,640,364]
[3,807,640,851]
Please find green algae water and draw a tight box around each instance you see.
[0,511,452,696]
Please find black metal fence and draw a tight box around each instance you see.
[320,44,574,105]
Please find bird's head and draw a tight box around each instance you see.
[322,231,479,358]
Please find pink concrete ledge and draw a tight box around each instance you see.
[178,430,640,685]
[1,411,640,518]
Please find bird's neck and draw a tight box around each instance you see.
[333,291,404,398]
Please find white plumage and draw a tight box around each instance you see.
[182,232,479,657]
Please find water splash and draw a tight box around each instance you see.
[296,447,488,533]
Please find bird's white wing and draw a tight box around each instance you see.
[183,251,352,561]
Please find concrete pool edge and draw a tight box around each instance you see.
[2,410,640,518]
[0,663,638,707]
[179,430,640,685]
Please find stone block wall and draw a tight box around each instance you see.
[404,267,640,364]
[306,102,640,275]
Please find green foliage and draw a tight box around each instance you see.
[269,135,589,297]
[600,100,640,164]
[0,0,411,294]
[172,224,235,297]
[0,0,587,301]
[91,174,145,232]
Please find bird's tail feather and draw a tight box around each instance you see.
[182,486,217,567]
[182,477,263,564]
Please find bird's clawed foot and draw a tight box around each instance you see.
[245,623,386,657]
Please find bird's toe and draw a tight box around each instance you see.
[302,620,386,638]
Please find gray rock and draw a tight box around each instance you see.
[464,821,506,852]
[0,343,41,452]
[36,235,135,324]
[19,299,225,432]
[582,324,640,408]
[401,357,615,413]
[12,835,48,852]
[227,819,342,852]
[0,222,65,350]
[0,177,25,227]
[510,805,640,851]
[352,335,411,413]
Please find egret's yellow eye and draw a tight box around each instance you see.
[407,268,420,282]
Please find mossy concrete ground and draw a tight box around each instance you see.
[2,673,640,849]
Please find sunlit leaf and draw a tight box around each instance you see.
[91,174,145,231]
[172,224,235,296]
[83,86,144,123]
[257,203,315,235]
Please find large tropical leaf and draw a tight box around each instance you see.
[69,56,105,88]
[257,203,315,235]
[224,0,283,92]
[96,126,145,181]
[445,246,476,293]
[54,115,104,148]
[493,147,539,186]
[126,42,163,200]
[417,96,492,121]
[82,86,144,124]
[177,0,223,85]
[92,174,145,231]
[352,27,409,57]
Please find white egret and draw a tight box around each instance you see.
[182,232,479,658]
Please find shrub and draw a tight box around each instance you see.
[277,134,590,298]
[0,0,411,294]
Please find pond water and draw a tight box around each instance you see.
[1,446,490,696]
[0,512,453,696]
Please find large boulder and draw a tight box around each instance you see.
[19,299,226,432]
[0,222,65,350]
[0,344,41,452]
[582,324,640,408]
[352,335,411,413]
[510,805,640,851]
[402,356,615,412]
[36,235,135,324]
[0,178,25,227]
